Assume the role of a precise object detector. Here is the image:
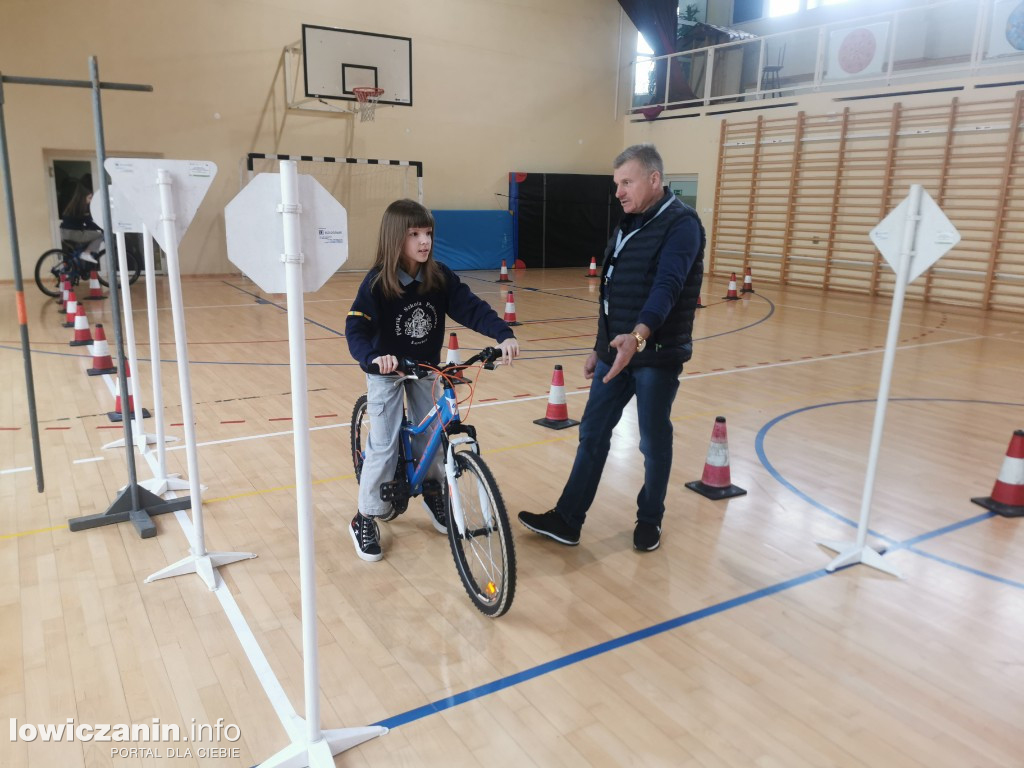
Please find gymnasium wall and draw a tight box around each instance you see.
[0,0,627,280]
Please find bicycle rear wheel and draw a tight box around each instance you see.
[34,249,67,297]
[447,450,516,617]
[350,394,403,522]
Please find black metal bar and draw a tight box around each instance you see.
[0,75,44,491]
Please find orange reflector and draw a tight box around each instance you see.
[486,582,497,595]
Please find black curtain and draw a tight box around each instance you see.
[619,0,697,105]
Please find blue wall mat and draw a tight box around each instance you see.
[432,210,514,271]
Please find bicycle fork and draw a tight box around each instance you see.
[444,437,489,538]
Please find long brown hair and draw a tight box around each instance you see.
[370,199,445,299]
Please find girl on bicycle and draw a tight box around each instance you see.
[60,181,103,267]
[345,199,519,562]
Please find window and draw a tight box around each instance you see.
[733,0,764,23]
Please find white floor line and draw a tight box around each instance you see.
[73,456,105,465]
[1,465,32,475]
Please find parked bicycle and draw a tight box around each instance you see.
[350,347,517,617]
[34,238,141,298]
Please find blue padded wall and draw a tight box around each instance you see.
[431,210,514,271]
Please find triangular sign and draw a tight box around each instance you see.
[103,159,216,252]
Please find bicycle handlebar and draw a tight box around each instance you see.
[365,346,502,377]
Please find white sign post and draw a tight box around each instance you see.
[105,158,256,590]
[818,185,961,576]
[225,162,386,766]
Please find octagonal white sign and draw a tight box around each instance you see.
[224,173,348,294]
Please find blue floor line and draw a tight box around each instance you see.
[373,568,828,730]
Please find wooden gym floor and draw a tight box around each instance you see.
[1,267,1022,767]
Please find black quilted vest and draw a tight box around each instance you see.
[595,195,704,368]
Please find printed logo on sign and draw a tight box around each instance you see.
[110,160,135,174]
[317,228,346,245]
[188,162,213,178]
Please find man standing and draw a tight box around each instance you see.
[518,144,704,552]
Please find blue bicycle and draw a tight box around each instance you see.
[350,347,517,617]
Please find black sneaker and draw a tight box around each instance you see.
[518,509,580,546]
[633,521,661,552]
[424,490,448,534]
[349,512,382,562]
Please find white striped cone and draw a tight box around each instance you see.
[503,291,521,326]
[972,429,1024,517]
[533,365,579,430]
[585,257,598,277]
[741,266,754,293]
[63,292,79,327]
[498,259,510,283]
[85,270,104,300]
[59,279,70,310]
[445,332,470,381]
[69,304,93,346]
[87,324,117,376]
[685,416,746,500]
[108,361,151,422]
[723,273,739,300]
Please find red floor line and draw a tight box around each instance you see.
[221,420,246,424]
[314,414,338,418]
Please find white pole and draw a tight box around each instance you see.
[145,167,255,589]
[279,160,321,745]
[819,184,922,577]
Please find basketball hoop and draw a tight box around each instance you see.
[352,87,385,122]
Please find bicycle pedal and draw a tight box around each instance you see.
[379,480,408,503]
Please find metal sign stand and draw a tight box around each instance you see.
[226,161,385,766]
[818,184,961,576]
[0,61,151,494]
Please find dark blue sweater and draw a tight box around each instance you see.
[346,264,515,371]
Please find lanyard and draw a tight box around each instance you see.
[604,195,675,315]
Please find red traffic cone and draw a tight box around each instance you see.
[972,429,1024,517]
[108,362,151,422]
[533,365,580,430]
[88,324,117,376]
[685,416,747,500]
[63,292,79,327]
[503,291,521,326]
[722,273,739,301]
[69,304,93,347]
[741,266,754,294]
[585,256,598,278]
[58,279,70,311]
[497,259,510,283]
[85,270,104,300]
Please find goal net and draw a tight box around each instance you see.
[245,153,423,272]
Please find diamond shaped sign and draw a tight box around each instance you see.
[869,188,961,283]
[104,158,217,252]
[223,173,348,294]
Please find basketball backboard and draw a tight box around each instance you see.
[301,24,412,107]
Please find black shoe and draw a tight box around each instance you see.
[633,521,661,552]
[424,489,448,534]
[350,512,382,562]
[518,509,580,546]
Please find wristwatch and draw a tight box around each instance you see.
[631,331,647,352]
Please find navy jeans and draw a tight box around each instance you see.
[555,358,682,531]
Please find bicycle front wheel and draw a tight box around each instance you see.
[34,249,67,297]
[447,450,516,617]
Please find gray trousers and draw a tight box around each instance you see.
[357,373,446,518]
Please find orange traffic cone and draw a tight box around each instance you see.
[533,365,579,430]
[585,256,598,278]
[722,273,739,301]
[444,332,470,382]
[69,304,93,347]
[63,292,79,327]
[88,324,117,376]
[108,362,151,422]
[503,291,521,326]
[685,416,747,500]
[971,429,1024,517]
[85,270,104,300]
[497,259,510,283]
[741,266,754,294]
